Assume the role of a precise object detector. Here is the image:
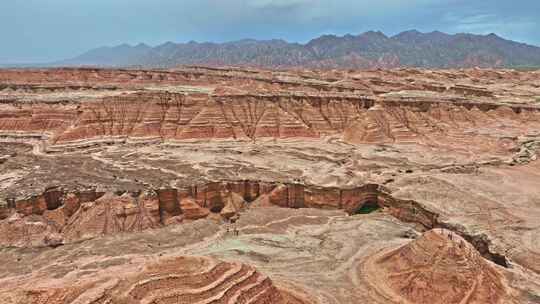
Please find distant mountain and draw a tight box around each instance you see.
[58,30,540,69]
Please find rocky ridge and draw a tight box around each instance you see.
[59,30,540,69]
[363,229,514,303]
[3,255,305,304]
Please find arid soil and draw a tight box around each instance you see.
[0,66,539,303]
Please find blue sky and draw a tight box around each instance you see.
[2,0,539,63]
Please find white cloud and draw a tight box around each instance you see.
[438,10,538,45]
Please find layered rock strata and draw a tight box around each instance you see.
[1,67,540,160]
[0,181,392,247]
[3,255,303,304]
[2,67,540,304]
[362,229,515,304]
[0,180,507,271]
[1,93,539,155]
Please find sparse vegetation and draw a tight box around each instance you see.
[355,202,381,214]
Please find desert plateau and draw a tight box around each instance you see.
[0,65,538,303]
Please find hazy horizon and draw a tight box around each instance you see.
[2,0,540,63]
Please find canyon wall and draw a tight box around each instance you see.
[2,92,539,154]
[3,179,509,270]
[0,180,433,247]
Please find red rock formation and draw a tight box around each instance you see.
[1,93,538,157]
[2,67,539,304]
[221,191,246,219]
[0,181,428,247]
[4,255,303,304]
[1,68,539,160]
[62,193,81,218]
[0,204,11,220]
[62,192,161,242]
[180,197,210,220]
[2,179,512,274]
[362,229,513,304]
[0,212,59,247]
[157,188,182,223]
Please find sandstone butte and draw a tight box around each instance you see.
[0,66,540,304]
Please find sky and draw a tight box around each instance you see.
[1,0,540,63]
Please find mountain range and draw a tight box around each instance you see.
[59,30,540,69]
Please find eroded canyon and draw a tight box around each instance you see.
[1,66,540,303]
